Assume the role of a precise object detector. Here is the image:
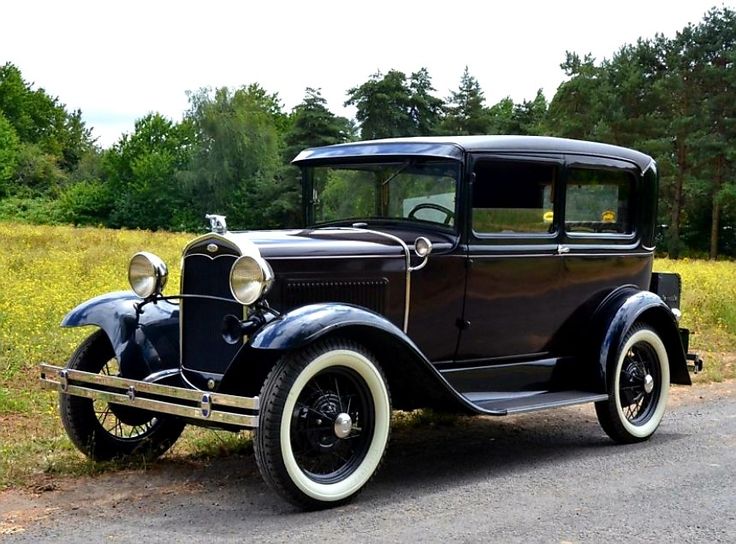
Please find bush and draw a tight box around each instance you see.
[0,196,63,224]
[56,179,114,226]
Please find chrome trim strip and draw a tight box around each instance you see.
[265,254,404,260]
[182,252,240,261]
[143,368,181,383]
[40,364,259,428]
[448,252,653,258]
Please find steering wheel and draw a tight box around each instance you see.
[407,203,455,225]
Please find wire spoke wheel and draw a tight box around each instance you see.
[618,343,662,426]
[595,324,670,443]
[290,367,375,483]
[255,339,391,510]
[92,357,160,441]
[60,330,185,461]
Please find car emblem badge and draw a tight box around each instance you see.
[207,243,218,253]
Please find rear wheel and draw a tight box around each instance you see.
[595,325,670,443]
[255,339,391,510]
[60,330,185,461]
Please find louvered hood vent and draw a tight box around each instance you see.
[282,278,388,314]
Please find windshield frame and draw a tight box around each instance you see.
[300,157,463,231]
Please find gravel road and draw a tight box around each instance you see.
[2,381,734,543]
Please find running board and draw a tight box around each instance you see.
[463,390,609,416]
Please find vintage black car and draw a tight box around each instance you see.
[41,136,700,509]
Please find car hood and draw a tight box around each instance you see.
[222,228,407,260]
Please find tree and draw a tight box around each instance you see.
[441,67,489,135]
[488,90,548,135]
[407,68,443,135]
[0,63,92,174]
[546,53,604,139]
[693,7,736,258]
[181,85,296,229]
[284,87,349,162]
[0,113,19,196]
[345,70,414,139]
[104,113,194,230]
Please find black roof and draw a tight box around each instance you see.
[292,135,654,171]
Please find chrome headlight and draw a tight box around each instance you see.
[128,252,168,298]
[229,255,274,305]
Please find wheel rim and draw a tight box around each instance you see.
[618,341,662,425]
[290,366,375,484]
[93,357,160,441]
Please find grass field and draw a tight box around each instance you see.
[1,222,734,489]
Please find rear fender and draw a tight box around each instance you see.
[224,304,474,412]
[592,288,690,391]
[61,291,180,379]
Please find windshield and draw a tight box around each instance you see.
[305,160,460,228]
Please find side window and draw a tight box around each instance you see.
[472,160,556,235]
[565,168,635,234]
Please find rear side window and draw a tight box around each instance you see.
[565,168,635,234]
[472,160,556,235]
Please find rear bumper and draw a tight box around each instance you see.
[39,364,259,429]
[679,328,704,374]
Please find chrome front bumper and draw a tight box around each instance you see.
[40,364,259,428]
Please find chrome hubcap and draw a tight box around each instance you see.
[334,412,352,438]
[643,374,654,394]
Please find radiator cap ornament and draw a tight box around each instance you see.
[205,214,227,234]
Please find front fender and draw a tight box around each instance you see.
[62,291,180,379]
[238,303,478,412]
[595,288,690,390]
[249,303,406,351]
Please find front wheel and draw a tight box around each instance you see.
[255,339,391,510]
[595,324,670,443]
[59,330,185,461]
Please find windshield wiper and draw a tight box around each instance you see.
[380,160,413,186]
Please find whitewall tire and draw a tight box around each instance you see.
[595,325,670,443]
[255,339,391,509]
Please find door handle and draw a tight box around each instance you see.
[557,244,570,254]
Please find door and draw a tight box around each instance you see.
[553,155,654,351]
[456,155,565,361]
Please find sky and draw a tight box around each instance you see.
[2,0,733,148]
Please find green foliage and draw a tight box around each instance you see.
[284,87,350,162]
[0,113,19,195]
[346,68,443,139]
[0,62,92,173]
[0,196,63,224]
[346,70,414,139]
[407,68,444,135]
[56,179,114,226]
[181,85,296,229]
[0,7,734,257]
[104,113,194,230]
[488,90,548,136]
[12,142,66,196]
[441,66,489,135]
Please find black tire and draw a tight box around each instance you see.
[254,338,391,510]
[59,330,185,461]
[595,324,670,443]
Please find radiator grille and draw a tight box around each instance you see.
[181,254,241,374]
[283,279,388,313]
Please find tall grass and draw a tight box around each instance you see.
[0,223,734,487]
